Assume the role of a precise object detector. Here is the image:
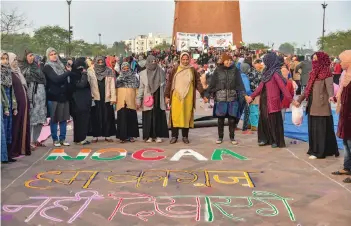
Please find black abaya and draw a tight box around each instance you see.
[116,106,139,141]
[142,88,169,140]
[258,86,286,147]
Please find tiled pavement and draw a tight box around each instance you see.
[1,104,351,226]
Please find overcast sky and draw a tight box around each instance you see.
[2,0,351,49]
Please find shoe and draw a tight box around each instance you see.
[54,141,61,147]
[182,137,190,144]
[9,158,17,162]
[60,140,70,146]
[105,138,114,143]
[79,140,91,145]
[155,138,162,143]
[170,137,178,144]
[129,138,135,142]
[251,126,257,131]
[309,155,317,160]
[230,139,238,145]
[145,138,153,143]
[216,139,223,144]
[271,143,278,148]
[258,141,267,146]
[91,138,98,143]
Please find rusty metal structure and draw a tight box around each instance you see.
[172,0,243,47]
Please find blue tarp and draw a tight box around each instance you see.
[283,110,344,150]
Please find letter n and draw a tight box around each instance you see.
[211,149,248,161]
[46,149,91,161]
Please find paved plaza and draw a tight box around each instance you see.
[1,121,351,226]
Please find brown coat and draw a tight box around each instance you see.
[298,77,334,116]
[165,67,205,109]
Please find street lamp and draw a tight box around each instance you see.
[321,1,328,50]
[98,33,102,44]
[67,0,72,56]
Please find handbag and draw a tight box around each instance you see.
[143,95,154,107]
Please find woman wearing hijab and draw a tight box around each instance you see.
[296,52,339,159]
[165,52,206,144]
[89,56,116,143]
[137,55,169,143]
[206,53,247,145]
[332,50,351,182]
[20,49,47,149]
[43,47,72,147]
[70,58,91,145]
[8,52,31,157]
[115,62,140,143]
[106,56,118,77]
[1,52,18,163]
[246,52,297,148]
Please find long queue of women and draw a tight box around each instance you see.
[1,48,351,183]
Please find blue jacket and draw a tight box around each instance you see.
[241,73,252,95]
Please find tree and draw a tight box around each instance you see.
[152,42,171,51]
[1,8,31,42]
[33,26,70,55]
[278,42,295,54]
[317,30,351,56]
[247,43,269,50]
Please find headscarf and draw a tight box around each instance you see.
[171,52,193,101]
[8,52,27,88]
[146,55,163,94]
[1,51,12,87]
[116,62,139,88]
[20,49,46,85]
[94,56,114,81]
[336,50,351,113]
[105,56,116,70]
[261,52,285,83]
[45,47,65,75]
[304,51,333,99]
[240,62,250,74]
[138,55,147,68]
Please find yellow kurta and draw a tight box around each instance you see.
[171,70,194,128]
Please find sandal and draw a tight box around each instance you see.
[129,138,135,143]
[91,138,98,143]
[343,177,351,183]
[35,141,46,147]
[331,169,351,175]
[105,138,114,143]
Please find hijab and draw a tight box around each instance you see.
[20,49,46,85]
[240,62,250,74]
[8,52,27,88]
[138,55,147,68]
[261,52,286,83]
[146,55,163,94]
[1,52,12,87]
[304,51,333,99]
[45,47,65,75]
[171,52,193,101]
[336,50,351,113]
[94,56,114,81]
[116,62,139,88]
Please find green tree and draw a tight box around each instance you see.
[317,30,351,56]
[247,43,269,50]
[33,26,70,55]
[152,42,171,51]
[0,33,35,56]
[278,42,295,54]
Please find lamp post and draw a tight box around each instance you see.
[67,0,72,56]
[321,1,328,50]
[98,33,101,44]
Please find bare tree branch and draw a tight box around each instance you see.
[1,8,32,41]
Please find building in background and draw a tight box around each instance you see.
[172,0,242,48]
[123,33,172,53]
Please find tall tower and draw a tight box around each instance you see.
[172,0,243,47]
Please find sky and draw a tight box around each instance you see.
[1,0,351,49]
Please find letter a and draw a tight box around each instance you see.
[170,149,208,161]
[211,149,248,161]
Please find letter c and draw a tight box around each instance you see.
[132,148,166,161]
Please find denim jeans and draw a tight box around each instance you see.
[343,139,351,170]
[50,121,67,142]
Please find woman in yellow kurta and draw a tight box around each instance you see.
[165,52,206,144]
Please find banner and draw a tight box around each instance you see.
[176,32,233,51]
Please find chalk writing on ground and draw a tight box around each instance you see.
[24,170,260,189]
[45,148,249,161]
[1,191,296,224]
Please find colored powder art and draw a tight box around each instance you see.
[24,169,260,190]
[1,190,296,224]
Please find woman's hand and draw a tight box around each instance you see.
[329,97,335,103]
[292,100,300,107]
[165,97,170,105]
[13,110,18,116]
[245,95,252,104]
[4,111,10,116]
[203,97,209,103]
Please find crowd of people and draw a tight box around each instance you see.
[1,46,350,183]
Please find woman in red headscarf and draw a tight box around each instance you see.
[297,52,339,160]
[106,56,118,77]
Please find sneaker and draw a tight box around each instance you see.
[216,139,223,144]
[60,140,70,146]
[309,155,317,160]
[155,138,162,143]
[54,141,61,147]
[230,140,238,145]
[146,138,153,143]
[271,143,278,148]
